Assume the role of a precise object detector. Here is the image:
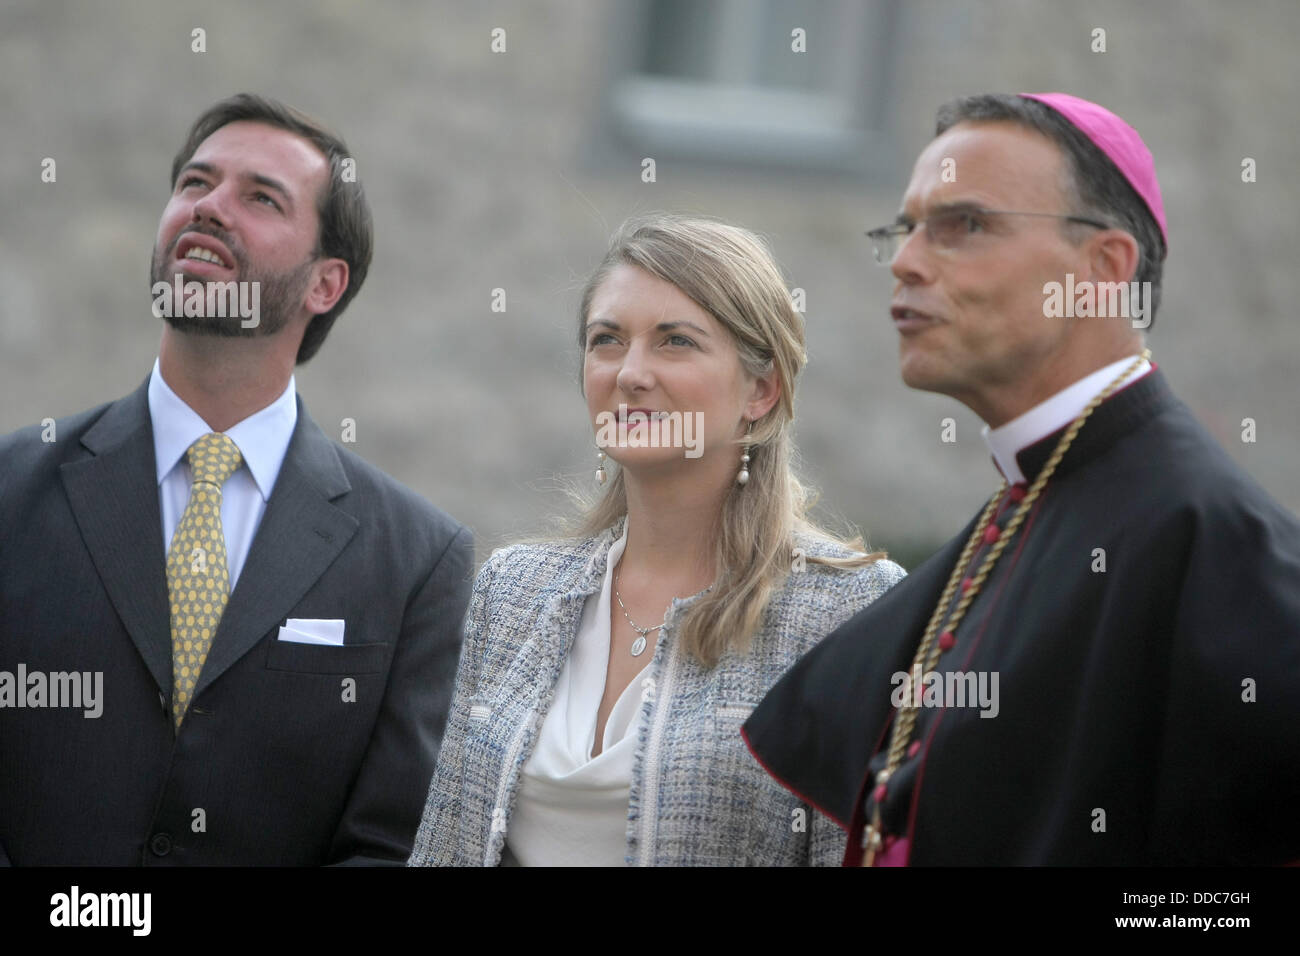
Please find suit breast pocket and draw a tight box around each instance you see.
[264,640,389,675]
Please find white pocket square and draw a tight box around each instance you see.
[277,618,346,646]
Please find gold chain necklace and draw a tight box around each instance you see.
[861,349,1151,866]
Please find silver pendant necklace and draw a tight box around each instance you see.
[613,569,667,657]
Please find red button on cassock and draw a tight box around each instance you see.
[939,631,956,651]
[983,524,1001,544]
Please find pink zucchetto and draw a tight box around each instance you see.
[1019,92,1168,250]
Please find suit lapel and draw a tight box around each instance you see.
[194,401,357,697]
[61,380,174,696]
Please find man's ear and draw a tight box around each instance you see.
[1086,228,1141,286]
[305,258,349,316]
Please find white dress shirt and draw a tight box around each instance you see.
[505,525,648,866]
[148,358,298,589]
[982,354,1152,484]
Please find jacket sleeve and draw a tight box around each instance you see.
[808,803,849,866]
[407,547,502,866]
[1151,486,1300,864]
[744,554,911,843]
[327,523,474,864]
[804,558,904,866]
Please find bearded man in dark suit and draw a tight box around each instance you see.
[0,93,472,865]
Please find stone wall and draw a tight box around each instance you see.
[2,0,1296,566]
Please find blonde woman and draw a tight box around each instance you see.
[409,214,904,866]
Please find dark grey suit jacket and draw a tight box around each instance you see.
[0,378,473,865]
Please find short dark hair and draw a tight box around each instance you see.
[935,93,1165,325]
[170,93,373,363]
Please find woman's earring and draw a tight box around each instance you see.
[595,449,608,485]
[736,420,753,486]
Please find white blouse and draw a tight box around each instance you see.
[504,525,649,866]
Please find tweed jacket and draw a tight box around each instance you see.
[408,517,905,866]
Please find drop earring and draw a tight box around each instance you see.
[595,449,608,484]
[737,420,753,486]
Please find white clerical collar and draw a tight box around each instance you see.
[981,354,1152,485]
[148,357,298,501]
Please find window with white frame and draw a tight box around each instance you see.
[603,0,899,174]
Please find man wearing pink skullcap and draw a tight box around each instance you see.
[744,92,1300,865]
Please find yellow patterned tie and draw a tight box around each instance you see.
[166,432,243,729]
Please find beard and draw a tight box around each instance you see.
[149,227,316,338]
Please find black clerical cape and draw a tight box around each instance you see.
[743,369,1300,865]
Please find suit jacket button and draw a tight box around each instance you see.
[149,833,172,857]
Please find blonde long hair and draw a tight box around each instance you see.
[564,213,886,668]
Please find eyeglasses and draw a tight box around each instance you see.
[865,207,1111,265]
